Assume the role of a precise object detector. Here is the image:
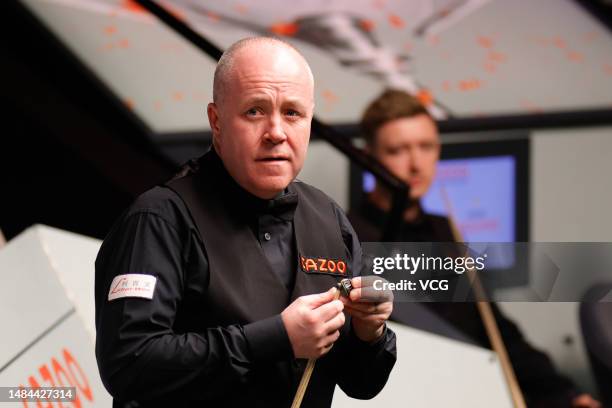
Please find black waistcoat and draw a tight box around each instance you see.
[165,151,352,407]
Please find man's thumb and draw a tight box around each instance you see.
[306,287,336,308]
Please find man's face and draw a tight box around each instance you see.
[208,45,314,199]
[370,114,440,200]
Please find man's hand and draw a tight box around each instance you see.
[281,287,345,359]
[572,393,601,408]
[340,277,393,344]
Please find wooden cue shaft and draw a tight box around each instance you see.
[442,187,526,408]
[290,289,342,408]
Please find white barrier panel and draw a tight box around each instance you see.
[0,225,111,406]
[333,322,513,407]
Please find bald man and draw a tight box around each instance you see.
[95,37,396,408]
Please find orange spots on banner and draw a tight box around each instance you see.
[100,42,114,51]
[153,100,163,111]
[124,98,135,110]
[359,19,375,32]
[269,22,299,36]
[441,81,452,92]
[484,61,497,73]
[458,79,482,91]
[172,91,185,101]
[487,50,506,63]
[233,3,248,15]
[477,35,494,49]
[552,36,567,49]
[104,25,117,35]
[388,14,405,29]
[416,89,433,106]
[99,38,130,52]
[604,64,612,76]
[317,85,338,113]
[482,49,506,74]
[428,35,440,46]
[121,0,146,14]
[206,11,220,22]
[566,50,584,62]
[322,89,339,104]
[117,38,130,48]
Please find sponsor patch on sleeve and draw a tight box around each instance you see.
[299,255,348,276]
[108,274,157,301]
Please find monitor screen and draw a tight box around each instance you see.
[363,155,516,242]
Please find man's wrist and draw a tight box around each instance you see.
[352,321,387,345]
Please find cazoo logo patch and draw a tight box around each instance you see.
[300,255,347,276]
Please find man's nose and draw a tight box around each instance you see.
[408,151,422,173]
[264,114,287,144]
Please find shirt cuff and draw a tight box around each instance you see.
[348,323,389,352]
[243,314,294,363]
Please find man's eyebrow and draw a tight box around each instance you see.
[282,98,309,108]
[386,141,413,149]
[240,96,310,110]
[241,96,272,106]
[282,98,308,110]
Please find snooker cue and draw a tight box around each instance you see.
[441,185,526,408]
[291,287,343,408]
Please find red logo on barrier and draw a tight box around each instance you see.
[19,347,94,407]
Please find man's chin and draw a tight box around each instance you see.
[409,192,426,202]
[409,184,431,202]
[251,176,293,199]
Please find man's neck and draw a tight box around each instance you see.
[368,188,422,223]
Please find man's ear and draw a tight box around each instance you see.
[207,102,221,150]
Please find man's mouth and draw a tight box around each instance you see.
[257,157,289,162]
[409,178,422,186]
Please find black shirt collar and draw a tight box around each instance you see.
[202,148,298,221]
